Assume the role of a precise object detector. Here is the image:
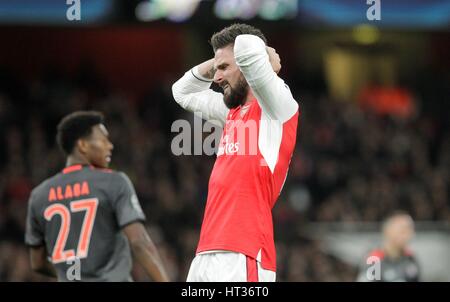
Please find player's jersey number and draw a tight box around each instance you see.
[44,198,99,264]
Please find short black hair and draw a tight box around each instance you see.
[210,23,267,52]
[56,111,104,155]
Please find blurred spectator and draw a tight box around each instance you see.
[356,212,420,282]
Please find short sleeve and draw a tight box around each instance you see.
[111,172,146,228]
[24,191,45,246]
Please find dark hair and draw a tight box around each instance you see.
[56,111,104,155]
[210,23,267,52]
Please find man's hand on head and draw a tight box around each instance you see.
[266,46,281,74]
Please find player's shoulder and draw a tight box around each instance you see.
[87,165,115,174]
[403,247,417,260]
[30,172,61,199]
[90,167,132,186]
[367,248,385,261]
[84,166,119,177]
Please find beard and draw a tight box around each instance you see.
[222,76,249,109]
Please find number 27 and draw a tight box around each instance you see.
[44,198,98,264]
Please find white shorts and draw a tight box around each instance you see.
[186,251,276,282]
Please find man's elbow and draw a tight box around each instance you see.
[171,83,191,110]
[171,81,183,104]
[171,81,178,99]
[235,35,263,52]
[234,35,266,63]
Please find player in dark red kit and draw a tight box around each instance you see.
[25,111,169,282]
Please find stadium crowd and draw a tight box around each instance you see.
[0,65,448,281]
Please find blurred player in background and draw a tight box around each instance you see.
[25,111,169,282]
[172,23,299,281]
[357,211,420,282]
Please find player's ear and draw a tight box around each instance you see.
[77,138,89,155]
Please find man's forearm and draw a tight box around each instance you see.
[34,261,57,278]
[131,239,170,282]
[196,58,215,80]
[234,34,298,122]
[171,57,228,125]
[172,59,214,106]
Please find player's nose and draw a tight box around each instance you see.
[213,70,223,84]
